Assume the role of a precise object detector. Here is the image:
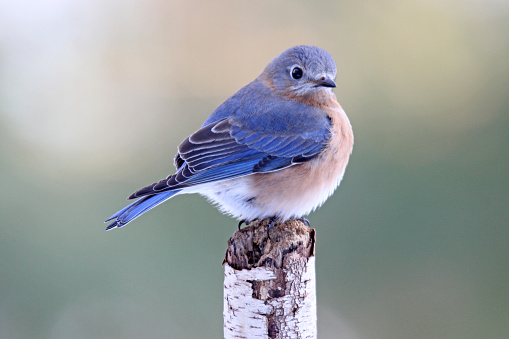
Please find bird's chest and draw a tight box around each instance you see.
[246,103,353,219]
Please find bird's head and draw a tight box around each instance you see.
[261,45,337,101]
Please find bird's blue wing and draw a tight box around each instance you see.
[105,190,181,230]
[128,112,331,199]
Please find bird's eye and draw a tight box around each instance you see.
[291,67,303,80]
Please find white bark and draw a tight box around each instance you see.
[223,219,316,339]
[224,258,316,339]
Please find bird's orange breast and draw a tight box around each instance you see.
[246,93,353,220]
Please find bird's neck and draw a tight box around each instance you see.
[303,89,336,108]
[287,88,339,110]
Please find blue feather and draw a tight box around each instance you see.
[105,190,181,230]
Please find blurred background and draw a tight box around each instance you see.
[1,0,508,338]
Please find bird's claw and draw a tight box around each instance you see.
[267,216,278,238]
[238,219,252,230]
[298,217,311,227]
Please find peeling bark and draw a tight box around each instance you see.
[223,218,316,339]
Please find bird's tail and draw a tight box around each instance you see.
[105,190,181,230]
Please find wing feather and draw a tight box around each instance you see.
[129,116,330,199]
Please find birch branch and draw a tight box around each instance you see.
[223,218,316,339]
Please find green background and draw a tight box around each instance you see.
[1,1,508,338]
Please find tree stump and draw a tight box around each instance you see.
[223,218,316,339]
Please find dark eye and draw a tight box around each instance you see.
[291,67,303,79]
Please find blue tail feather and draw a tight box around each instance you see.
[105,190,181,230]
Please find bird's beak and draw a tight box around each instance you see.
[312,77,336,88]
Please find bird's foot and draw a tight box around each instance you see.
[238,219,252,230]
[297,217,311,227]
[267,216,278,238]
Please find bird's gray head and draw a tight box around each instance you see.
[261,45,337,97]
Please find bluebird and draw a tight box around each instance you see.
[106,45,353,232]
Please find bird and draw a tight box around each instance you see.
[105,45,353,232]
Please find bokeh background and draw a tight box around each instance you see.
[1,0,508,338]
